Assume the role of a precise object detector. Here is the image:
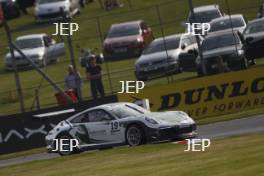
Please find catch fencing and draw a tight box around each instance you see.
[0,0,262,115]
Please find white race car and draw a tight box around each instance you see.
[46,102,197,155]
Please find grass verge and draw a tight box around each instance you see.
[0,110,263,161]
[0,133,263,176]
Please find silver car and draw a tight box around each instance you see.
[45,102,196,156]
[5,34,65,70]
[34,0,80,23]
[135,34,199,81]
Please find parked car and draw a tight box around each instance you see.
[135,34,200,80]
[257,3,264,18]
[45,102,197,156]
[185,4,224,34]
[196,31,248,75]
[208,14,247,34]
[243,18,264,60]
[34,0,80,23]
[0,0,20,20]
[5,34,65,70]
[103,20,154,60]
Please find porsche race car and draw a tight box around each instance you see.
[45,102,197,155]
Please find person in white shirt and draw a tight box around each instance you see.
[64,65,82,101]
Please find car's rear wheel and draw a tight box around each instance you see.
[126,125,144,146]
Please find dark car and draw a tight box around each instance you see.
[196,31,248,75]
[257,3,264,18]
[243,18,264,60]
[103,20,154,60]
[186,4,224,34]
[0,0,20,20]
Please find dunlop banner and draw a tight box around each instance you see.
[118,66,264,119]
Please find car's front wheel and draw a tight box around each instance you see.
[56,134,78,156]
[125,125,145,146]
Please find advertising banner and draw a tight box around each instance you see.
[118,66,264,119]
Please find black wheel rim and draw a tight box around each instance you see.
[127,127,142,146]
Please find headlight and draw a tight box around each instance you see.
[238,50,244,55]
[137,38,143,43]
[30,55,40,60]
[145,117,158,124]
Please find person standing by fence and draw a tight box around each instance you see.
[64,65,82,101]
[86,56,105,99]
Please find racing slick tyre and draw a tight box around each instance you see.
[56,134,79,156]
[125,125,145,146]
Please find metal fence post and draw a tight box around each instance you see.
[188,0,207,75]
[96,16,114,94]
[3,19,25,113]
[156,4,171,83]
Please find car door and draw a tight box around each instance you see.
[84,109,123,144]
[44,35,65,61]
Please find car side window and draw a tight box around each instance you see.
[71,112,89,123]
[88,110,112,122]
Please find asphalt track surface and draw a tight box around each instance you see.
[0,115,263,168]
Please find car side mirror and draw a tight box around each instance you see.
[181,43,187,50]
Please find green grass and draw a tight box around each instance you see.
[0,133,263,176]
[0,0,263,115]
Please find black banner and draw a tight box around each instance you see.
[0,95,117,154]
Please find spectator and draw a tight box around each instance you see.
[86,55,105,99]
[64,65,82,101]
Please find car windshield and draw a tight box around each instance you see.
[202,33,240,51]
[244,20,264,34]
[190,10,221,23]
[15,38,43,49]
[38,0,66,4]
[107,25,140,38]
[210,17,245,32]
[112,104,147,119]
[143,37,180,54]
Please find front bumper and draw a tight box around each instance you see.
[199,56,244,74]
[136,62,180,80]
[104,47,143,60]
[146,123,197,142]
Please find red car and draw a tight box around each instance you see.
[103,20,154,60]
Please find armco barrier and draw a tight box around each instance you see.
[118,66,264,119]
[0,95,117,154]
